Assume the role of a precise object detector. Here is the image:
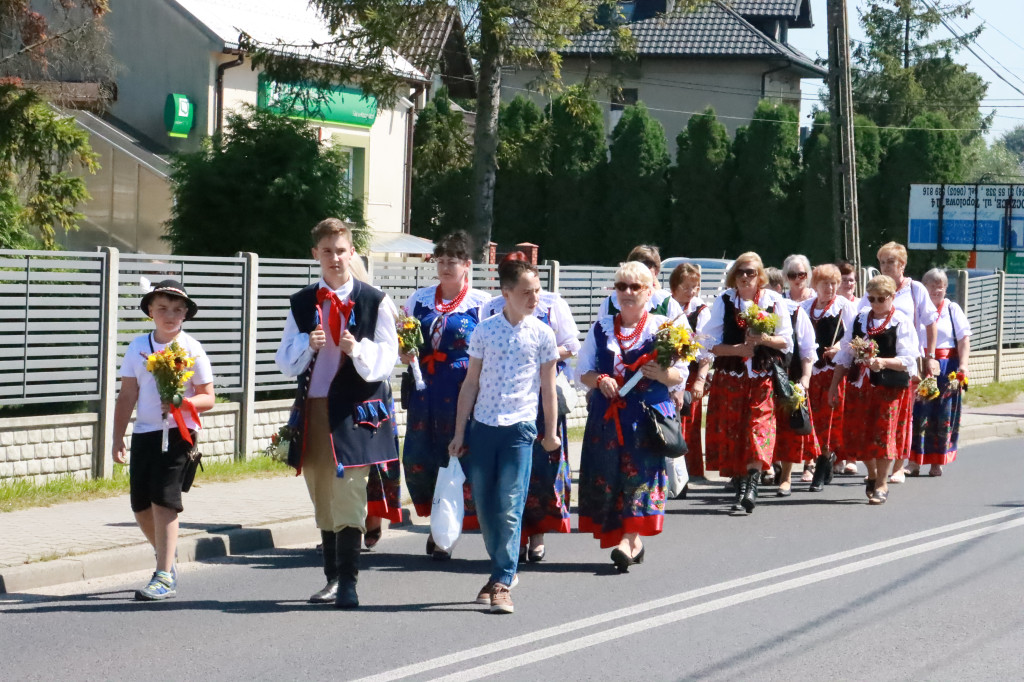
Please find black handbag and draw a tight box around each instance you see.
[771,358,794,402]
[640,402,688,459]
[399,368,415,410]
[788,403,813,435]
[181,451,203,492]
[869,368,911,388]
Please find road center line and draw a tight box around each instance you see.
[437,514,1024,682]
[355,509,1023,682]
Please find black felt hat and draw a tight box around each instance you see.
[140,279,199,320]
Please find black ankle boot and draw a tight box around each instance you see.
[741,470,759,513]
[335,527,361,609]
[309,531,339,603]
[809,454,831,492]
[823,453,836,485]
[731,476,747,511]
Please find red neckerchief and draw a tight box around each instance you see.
[316,287,355,344]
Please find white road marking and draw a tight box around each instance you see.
[437,513,1024,681]
[355,509,1024,682]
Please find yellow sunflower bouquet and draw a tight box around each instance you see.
[396,307,426,390]
[145,340,197,451]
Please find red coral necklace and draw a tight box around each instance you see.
[435,279,468,314]
[810,298,835,325]
[614,311,648,351]
[866,308,895,336]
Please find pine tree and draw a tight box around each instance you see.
[729,100,801,266]
[493,95,549,250]
[604,102,670,263]
[545,86,606,264]
[670,107,734,258]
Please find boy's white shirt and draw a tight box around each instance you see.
[275,277,399,396]
[119,331,213,433]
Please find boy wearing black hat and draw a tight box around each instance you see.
[112,280,215,601]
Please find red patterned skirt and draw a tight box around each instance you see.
[809,368,844,456]
[705,372,776,478]
[773,400,821,464]
[843,379,910,461]
[678,370,706,477]
[893,384,914,460]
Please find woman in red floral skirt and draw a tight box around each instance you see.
[704,253,793,513]
[802,264,856,490]
[830,275,918,505]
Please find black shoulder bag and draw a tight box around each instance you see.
[639,402,689,459]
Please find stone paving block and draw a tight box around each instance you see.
[55,427,68,441]
[41,459,54,474]
[61,441,74,457]
[41,428,55,442]
[0,462,12,478]
[27,460,41,475]
[13,461,27,476]
[68,426,81,440]
[74,440,87,455]
[0,431,12,446]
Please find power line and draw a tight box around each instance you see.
[918,0,1024,98]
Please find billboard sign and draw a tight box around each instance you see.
[908,184,1024,251]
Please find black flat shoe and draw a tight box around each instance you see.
[865,478,876,499]
[527,546,545,563]
[432,548,451,561]
[776,485,792,497]
[631,545,645,565]
[610,548,632,573]
[426,535,436,556]
[364,526,382,549]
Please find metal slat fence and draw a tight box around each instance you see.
[965,275,1000,351]
[0,251,105,404]
[117,254,246,393]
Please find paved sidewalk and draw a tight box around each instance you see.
[1,403,1020,594]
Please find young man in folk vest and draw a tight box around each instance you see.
[448,258,560,614]
[275,218,400,609]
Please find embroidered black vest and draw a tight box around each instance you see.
[787,308,802,381]
[850,314,910,388]
[712,293,785,375]
[685,304,706,372]
[813,312,844,369]
[287,280,398,471]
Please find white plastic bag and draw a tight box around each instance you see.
[430,457,465,553]
[666,456,689,499]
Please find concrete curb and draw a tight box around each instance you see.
[0,507,418,594]
[958,420,1024,445]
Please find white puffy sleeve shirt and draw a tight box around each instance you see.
[835,308,919,379]
[704,289,794,376]
[576,314,689,389]
[275,278,400,395]
[919,299,972,349]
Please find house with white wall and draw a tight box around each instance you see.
[64,0,430,254]
[504,0,826,153]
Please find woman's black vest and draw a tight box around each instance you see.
[812,311,844,369]
[288,280,398,470]
[850,314,910,388]
[787,308,802,381]
[713,293,786,375]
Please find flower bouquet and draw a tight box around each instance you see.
[145,340,198,451]
[736,304,778,335]
[265,423,298,463]
[396,308,426,390]
[785,381,807,414]
[946,370,968,394]
[618,318,702,396]
[916,376,940,402]
[849,337,878,364]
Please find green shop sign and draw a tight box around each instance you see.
[164,93,194,138]
[257,76,377,128]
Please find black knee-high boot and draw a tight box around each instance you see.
[731,476,747,511]
[309,531,338,603]
[335,527,362,609]
[741,469,760,513]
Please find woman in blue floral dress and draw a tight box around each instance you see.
[481,252,581,563]
[577,262,687,573]
[401,232,491,559]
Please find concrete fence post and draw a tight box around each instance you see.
[955,269,968,312]
[994,270,1005,383]
[95,246,120,479]
[236,252,259,460]
[546,260,560,296]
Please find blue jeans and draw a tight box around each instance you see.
[464,420,536,586]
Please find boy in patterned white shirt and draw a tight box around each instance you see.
[449,259,560,614]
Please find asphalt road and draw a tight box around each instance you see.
[3,437,1023,682]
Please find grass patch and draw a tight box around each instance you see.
[568,425,585,442]
[0,456,292,513]
[964,379,1024,408]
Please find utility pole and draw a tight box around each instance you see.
[827,0,861,273]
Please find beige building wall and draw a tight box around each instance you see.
[503,57,806,154]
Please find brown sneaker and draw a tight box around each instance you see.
[489,583,514,614]
[475,581,495,606]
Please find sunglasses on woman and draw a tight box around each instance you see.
[614,282,646,293]
[866,295,891,303]
[735,268,758,278]
[787,271,807,281]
